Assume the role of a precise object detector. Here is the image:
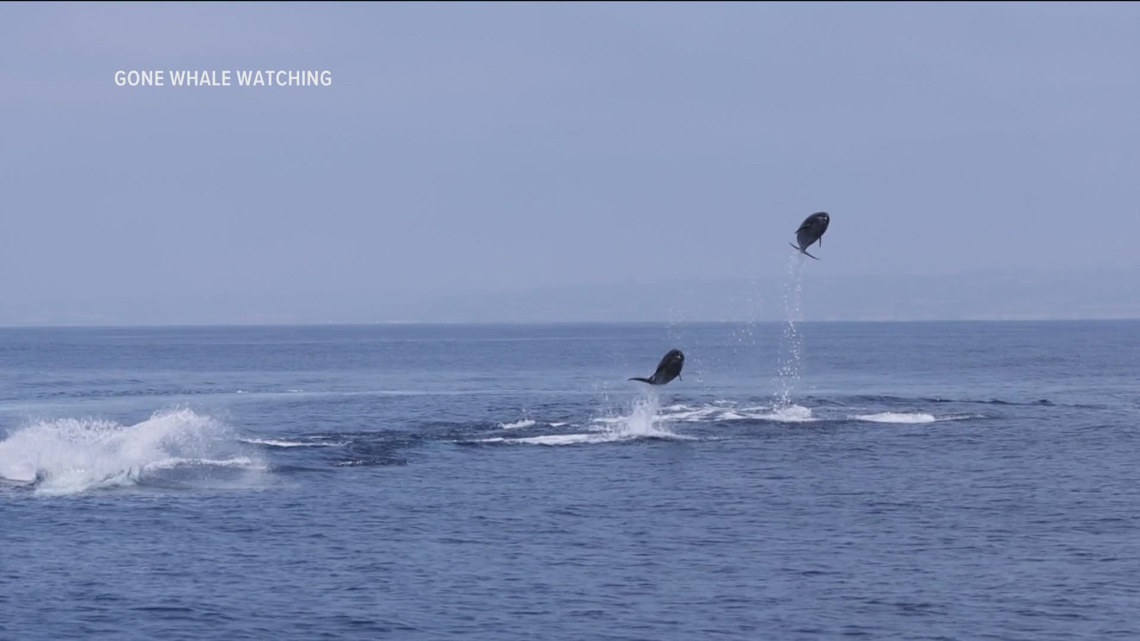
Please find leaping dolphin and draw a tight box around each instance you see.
[789,211,830,260]
[629,349,685,386]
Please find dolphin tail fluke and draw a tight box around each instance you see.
[628,377,654,384]
[788,242,820,260]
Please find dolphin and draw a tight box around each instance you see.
[629,349,685,386]
[789,211,830,260]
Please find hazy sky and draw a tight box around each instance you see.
[3,2,1139,325]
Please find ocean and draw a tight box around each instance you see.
[2,304,1138,637]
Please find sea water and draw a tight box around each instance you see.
[2,320,1138,640]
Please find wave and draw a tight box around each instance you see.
[633,402,817,424]
[622,400,984,427]
[239,437,343,448]
[0,409,266,496]
[853,412,938,424]
[0,397,990,488]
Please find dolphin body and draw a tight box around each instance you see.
[790,211,830,260]
[629,349,685,386]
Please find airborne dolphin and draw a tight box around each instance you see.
[790,211,830,260]
[629,349,685,386]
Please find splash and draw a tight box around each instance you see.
[497,389,687,446]
[609,388,673,439]
[775,251,806,407]
[0,409,266,496]
[761,403,815,422]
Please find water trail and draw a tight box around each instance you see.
[775,251,806,407]
[728,278,764,363]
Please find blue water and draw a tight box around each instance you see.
[3,315,1139,638]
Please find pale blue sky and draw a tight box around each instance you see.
[3,2,1138,324]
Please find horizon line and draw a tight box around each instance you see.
[2,316,1139,331]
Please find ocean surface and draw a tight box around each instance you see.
[2,300,1139,637]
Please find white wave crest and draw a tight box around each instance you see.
[498,419,536,430]
[637,402,817,424]
[0,408,265,496]
[500,433,615,446]
[239,438,340,448]
[854,412,937,424]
